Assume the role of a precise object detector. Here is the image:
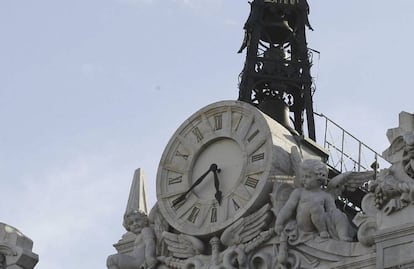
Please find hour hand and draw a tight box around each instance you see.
[213,167,222,205]
[172,164,215,207]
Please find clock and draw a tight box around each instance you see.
[156,100,310,236]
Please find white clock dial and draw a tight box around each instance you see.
[191,138,244,200]
[156,100,302,236]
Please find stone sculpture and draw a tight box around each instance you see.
[275,158,356,241]
[108,111,414,268]
[0,223,38,269]
[270,153,377,268]
[349,111,414,268]
[368,112,414,214]
[108,157,376,268]
[352,112,414,250]
[107,210,158,269]
[158,204,273,269]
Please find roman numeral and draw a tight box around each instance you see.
[175,150,189,160]
[187,207,200,223]
[232,199,240,211]
[245,177,259,188]
[247,130,259,142]
[192,127,204,143]
[214,114,222,130]
[164,163,184,174]
[168,175,182,185]
[236,115,254,140]
[171,197,184,210]
[252,153,265,162]
[210,207,217,223]
[234,115,243,132]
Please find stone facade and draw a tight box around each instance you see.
[107,111,414,269]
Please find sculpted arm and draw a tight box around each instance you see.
[142,227,157,268]
[275,188,301,233]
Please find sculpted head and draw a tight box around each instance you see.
[300,159,328,190]
[123,210,149,234]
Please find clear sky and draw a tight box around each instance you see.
[1,1,413,268]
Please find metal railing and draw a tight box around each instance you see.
[314,112,389,173]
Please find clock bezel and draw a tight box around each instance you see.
[156,100,274,236]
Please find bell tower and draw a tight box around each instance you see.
[238,0,316,140]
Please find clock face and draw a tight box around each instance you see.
[156,101,274,236]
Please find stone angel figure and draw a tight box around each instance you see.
[275,148,375,242]
[107,210,158,269]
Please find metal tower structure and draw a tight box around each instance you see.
[238,0,316,140]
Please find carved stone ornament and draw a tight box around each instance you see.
[108,109,414,268]
[367,112,414,218]
[0,223,38,269]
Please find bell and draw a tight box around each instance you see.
[260,4,296,44]
[261,19,294,44]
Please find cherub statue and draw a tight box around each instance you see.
[107,210,158,269]
[275,158,369,241]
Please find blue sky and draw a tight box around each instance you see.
[1,1,413,268]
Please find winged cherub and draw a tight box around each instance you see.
[275,158,373,241]
[107,210,157,269]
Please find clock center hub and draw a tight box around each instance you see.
[191,138,244,200]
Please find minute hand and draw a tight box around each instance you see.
[213,169,222,205]
[172,164,215,207]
